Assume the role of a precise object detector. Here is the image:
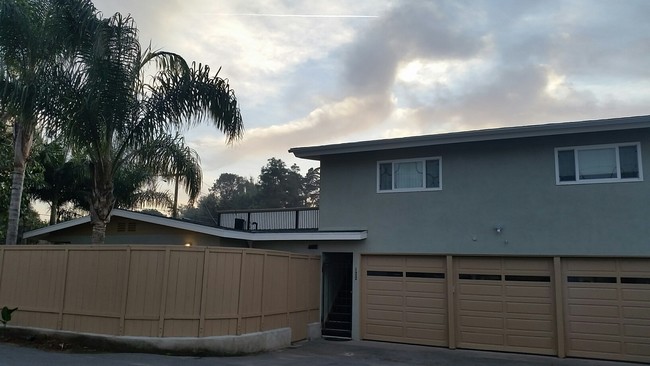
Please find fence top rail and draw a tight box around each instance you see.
[0,244,320,259]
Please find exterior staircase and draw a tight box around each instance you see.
[322,286,352,339]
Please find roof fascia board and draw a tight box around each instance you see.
[290,115,650,160]
[23,209,367,242]
[23,216,91,238]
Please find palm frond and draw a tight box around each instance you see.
[134,133,203,203]
[140,62,243,144]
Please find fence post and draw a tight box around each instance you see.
[260,252,267,331]
[158,248,171,337]
[119,247,132,336]
[295,210,299,229]
[198,247,210,337]
[57,248,70,330]
[236,250,244,335]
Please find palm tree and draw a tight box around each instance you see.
[30,140,88,225]
[112,162,173,211]
[141,133,202,218]
[0,0,98,244]
[46,12,243,243]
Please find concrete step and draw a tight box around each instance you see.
[322,328,352,338]
[325,320,351,330]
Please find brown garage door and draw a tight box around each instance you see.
[455,257,556,355]
[361,255,447,346]
[563,258,650,363]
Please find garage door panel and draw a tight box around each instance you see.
[565,259,617,272]
[621,288,650,301]
[568,286,618,300]
[458,283,501,296]
[405,256,445,269]
[406,312,445,325]
[457,257,497,269]
[406,327,446,341]
[568,303,620,317]
[627,342,650,356]
[506,302,552,315]
[571,339,622,354]
[507,334,555,349]
[362,255,448,346]
[461,331,504,346]
[405,296,445,309]
[564,258,650,363]
[367,294,403,306]
[619,259,650,272]
[506,318,553,331]
[366,309,403,322]
[623,324,650,337]
[505,285,551,298]
[460,315,502,328]
[456,258,555,355]
[366,256,403,268]
[503,258,552,271]
[366,324,404,338]
[366,279,403,291]
[622,306,650,319]
[405,280,444,293]
[460,299,503,312]
[570,321,621,335]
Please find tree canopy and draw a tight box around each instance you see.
[181,158,319,225]
[36,3,243,243]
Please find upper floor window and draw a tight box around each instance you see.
[555,142,643,185]
[378,157,441,192]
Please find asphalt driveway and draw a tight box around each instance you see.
[0,338,640,366]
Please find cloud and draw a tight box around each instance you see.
[343,1,486,95]
[89,0,650,199]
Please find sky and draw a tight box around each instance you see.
[91,0,650,200]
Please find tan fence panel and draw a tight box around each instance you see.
[0,248,66,329]
[288,256,312,341]
[239,252,265,334]
[162,249,204,337]
[62,248,128,335]
[203,250,243,336]
[309,257,321,323]
[124,248,166,336]
[0,246,319,342]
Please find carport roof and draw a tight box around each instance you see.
[289,114,650,160]
[23,209,367,242]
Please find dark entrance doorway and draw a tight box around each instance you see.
[322,252,353,339]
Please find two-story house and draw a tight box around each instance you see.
[284,115,650,363]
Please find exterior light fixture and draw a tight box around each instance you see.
[494,226,503,234]
[184,242,192,247]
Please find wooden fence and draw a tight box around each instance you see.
[0,245,320,342]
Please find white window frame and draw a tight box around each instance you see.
[377,157,442,193]
[555,142,643,185]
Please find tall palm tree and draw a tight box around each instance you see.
[46,12,243,243]
[0,0,98,244]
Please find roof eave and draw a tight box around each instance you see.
[22,209,367,242]
[289,115,650,160]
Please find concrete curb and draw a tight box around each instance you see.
[2,326,292,356]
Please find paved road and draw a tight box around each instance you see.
[0,339,640,366]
